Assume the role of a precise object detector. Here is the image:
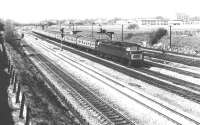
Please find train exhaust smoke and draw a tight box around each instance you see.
[149,28,168,46]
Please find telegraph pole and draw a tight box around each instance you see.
[59,20,61,30]
[60,28,64,50]
[169,25,172,49]
[92,23,94,39]
[70,22,74,32]
[72,23,74,32]
[75,23,77,31]
[121,24,124,41]
[99,24,102,39]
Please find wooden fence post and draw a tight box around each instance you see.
[19,92,25,119]
[25,104,31,125]
[8,59,10,73]
[10,70,15,85]
[13,74,17,93]
[9,65,13,77]
[16,82,21,103]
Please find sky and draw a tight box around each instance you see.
[0,0,199,23]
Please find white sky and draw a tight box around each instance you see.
[0,0,199,23]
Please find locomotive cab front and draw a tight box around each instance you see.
[126,46,144,65]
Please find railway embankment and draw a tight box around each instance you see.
[0,42,13,125]
[3,38,79,124]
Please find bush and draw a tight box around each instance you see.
[125,33,134,40]
[4,20,20,48]
[0,20,5,43]
[0,20,4,32]
[149,28,168,45]
[127,24,139,30]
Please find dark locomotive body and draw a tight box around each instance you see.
[97,40,143,65]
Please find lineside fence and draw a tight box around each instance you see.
[8,57,32,125]
[6,45,91,125]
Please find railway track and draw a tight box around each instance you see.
[25,36,135,125]
[32,32,200,104]
[142,47,200,59]
[138,67,200,92]
[143,50,200,67]
[144,59,200,79]
[27,34,200,125]
[38,55,133,125]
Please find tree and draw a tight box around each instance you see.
[0,20,4,31]
[125,33,134,40]
[3,19,22,50]
[107,17,121,24]
[47,21,56,26]
[155,16,165,20]
[0,20,6,60]
[149,28,168,46]
[0,20,4,44]
[127,24,139,30]
[4,20,16,43]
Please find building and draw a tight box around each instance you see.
[115,19,137,25]
[188,17,200,24]
[176,13,190,21]
[136,18,169,26]
[168,20,183,25]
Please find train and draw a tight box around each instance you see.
[32,29,144,66]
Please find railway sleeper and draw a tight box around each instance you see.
[98,108,110,112]
[106,114,120,119]
[93,103,106,107]
[114,119,129,124]
[113,121,129,125]
[87,97,102,102]
[106,113,121,118]
[80,90,92,94]
[91,101,104,105]
[90,100,103,105]
[82,95,94,99]
[94,103,107,108]
[116,122,132,125]
[103,111,116,115]
[84,96,95,100]
[97,106,110,110]
[83,93,95,98]
[110,117,125,121]
[74,86,84,91]
[88,97,100,101]
[108,115,121,119]
[104,111,118,115]
[75,86,86,89]
[92,101,103,105]
[104,112,118,117]
[115,120,132,125]
[71,84,81,87]
[98,108,113,112]
[81,94,93,99]
[103,109,115,113]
